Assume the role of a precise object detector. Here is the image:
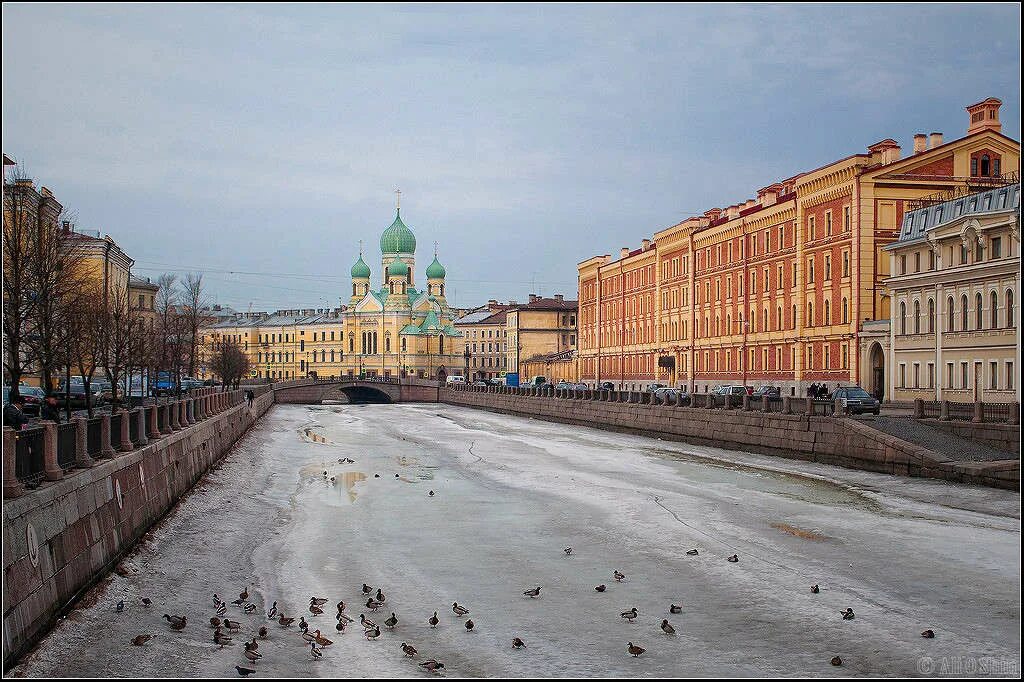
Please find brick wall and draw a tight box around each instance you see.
[2,389,274,669]
[441,387,1018,489]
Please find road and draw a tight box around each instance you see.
[12,404,1021,677]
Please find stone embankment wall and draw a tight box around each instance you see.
[2,387,274,669]
[442,387,1018,490]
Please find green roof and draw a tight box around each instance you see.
[351,254,371,279]
[380,209,417,254]
[387,256,409,277]
[425,255,446,279]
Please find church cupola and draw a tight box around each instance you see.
[426,250,446,299]
[380,189,416,286]
[387,255,409,295]
[350,247,371,303]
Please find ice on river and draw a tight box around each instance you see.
[12,404,1021,677]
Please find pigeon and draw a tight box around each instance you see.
[661,619,676,635]
[232,598,246,606]
[614,571,626,582]
[235,665,257,676]
[627,642,646,657]
[512,637,526,649]
[621,608,638,623]
[131,634,152,646]
[223,619,242,631]
[523,586,542,598]
[401,642,418,657]
[921,629,935,638]
[140,598,152,607]
[595,585,607,592]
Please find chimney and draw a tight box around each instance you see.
[928,132,943,149]
[726,205,741,220]
[641,238,651,251]
[620,247,630,259]
[966,97,1002,135]
[913,134,927,154]
[554,294,564,302]
[529,293,539,303]
[704,208,722,222]
[744,199,756,210]
[867,139,901,165]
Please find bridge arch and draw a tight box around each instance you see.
[338,385,394,404]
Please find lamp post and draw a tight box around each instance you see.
[464,344,470,379]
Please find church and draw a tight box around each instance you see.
[342,200,465,380]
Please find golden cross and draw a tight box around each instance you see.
[395,188,401,210]
[358,239,362,256]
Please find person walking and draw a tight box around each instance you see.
[246,390,254,407]
[40,395,62,423]
[4,396,30,431]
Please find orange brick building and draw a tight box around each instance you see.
[578,98,1019,397]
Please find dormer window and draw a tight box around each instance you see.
[980,155,990,176]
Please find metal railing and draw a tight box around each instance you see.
[87,417,103,456]
[128,410,141,445]
[57,422,77,470]
[14,427,46,488]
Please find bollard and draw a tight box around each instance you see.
[782,396,792,415]
[913,399,925,419]
[972,401,984,423]
[939,400,950,421]
[3,427,25,498]
[148,405,162,440]
[100,413,116,457]
[118,409,133,452]
[742,395,751,411]
[833,397,846,418]
[169,401,181,430]
[186,399,195,425]
[1010,402,1020,426]
[761,395,770,413]
[74,416,94,468]
[805,397,814,415]
[136,408,148,446]
[159,403,172,435]
[42,420,63,481]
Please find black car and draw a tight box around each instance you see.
[599,382,615,391]
[831,386,880,415]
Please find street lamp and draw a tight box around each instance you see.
[463,344,470,379]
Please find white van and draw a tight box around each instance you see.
[446,375,466,385]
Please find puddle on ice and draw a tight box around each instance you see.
[301,427,332,444]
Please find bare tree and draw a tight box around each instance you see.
[102,282,139,410]
[210,339,251,389]
[3,169,44,398]
[179,272,207,378]
[66,283,106,418]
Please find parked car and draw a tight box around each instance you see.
[524,375,548,388]
[711,385,752,396]
[598,381,615,391]
[19,386,46,416]
[446,375,466,385]
[652,387,677,403]
[831,385,880,415]
[555,381,574,391]
[752,386,782,398]
[56,378,106,408]
[472,380,489,387]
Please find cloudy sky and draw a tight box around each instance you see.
[3,3,1020,311]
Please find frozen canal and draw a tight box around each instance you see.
[13,404,1021,677]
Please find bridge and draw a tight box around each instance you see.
[270,377,441,404]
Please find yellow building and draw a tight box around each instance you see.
[505,294,578,378]
[884,183,1020,402]
[454,301,514,381]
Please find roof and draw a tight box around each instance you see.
[893,182,1020,246]
[515,296,577,311]
[425,254,446,279]
[129,277,159,291]
[380,209,417,254]
[351,254,371,279]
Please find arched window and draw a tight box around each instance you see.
[990,291,998,329]
[824,300,831,325]
[385,333,391,353]
[981,155,990,176]
[899,301,906,335]
[842,297,849,324]
[975,292,983,330]
[808,302,814,327]
[961,294,968,330]
[913,300,920,334]
[1007,289,1015,327]
[349,334,354,352]
[947,297,955,331]
[401,337,407,352]
[792,304,797,329]
[439,335,445,354]
[928,299,935,333]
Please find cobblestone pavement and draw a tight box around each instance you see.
[854,415,1018,462]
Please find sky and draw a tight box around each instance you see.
[2,3,1020,312]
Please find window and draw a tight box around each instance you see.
[928,299,935,333]
[899,301,906,335]
[913,300,920,334]
[824,300,831,325]
[990,361,998,390]
[900,254,907,274]
[1008,362,1016,390]
[808,302,814,327]
[927,363,934,389]
[843,206,851,232]
[981,155,990,176]
[990,291,999,329]
[928,250,935,270]
[914,252,920,272]
[824,254,831,280]
[842,297,849,324]
[842,251,850,277]
[947,296,955,331]
[961,362,968,389]
[947,363,954,389]
[899,363,906,388]
[961,294,968,330]
[1007,289,1015,327]
[975,292,983,330]
[808,216,815,241]
[991,237,1002,259]
[825,211,832,236]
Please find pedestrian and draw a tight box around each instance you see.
[246,390,254,407]
[807,382,817,398]
[40,395,62,423]
[4,396,30,431]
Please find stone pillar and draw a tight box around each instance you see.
[761,395,770,413]
[782,396,792,415]
[1010,402,1020,426]
[135,408,148,446]
[833,398,846,418]
[972,401,984,423]
[804,397,814,415]
[148,406,162,440]
[179,400,188,426]
[742,395,751,411]
[3,427,25,498]
[913,399,925,419]
[186,400,196,425]
[939,400,950,421]
[100,413,116,457]
[169,401,181,431]
[118,409,133,452]
[74,416,94,468]
[42,420,63,481]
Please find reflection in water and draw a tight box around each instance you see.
[335,471,367,503]
[303,428,331,444]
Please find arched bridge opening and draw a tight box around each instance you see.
[338,386,394,404]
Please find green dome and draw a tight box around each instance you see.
[351,254,371,279]
[387,256,409,278]
[426,255,446,279]
[380,209,417,254]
